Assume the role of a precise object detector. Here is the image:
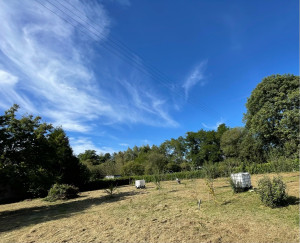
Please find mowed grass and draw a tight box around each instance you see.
[0,172,299,243]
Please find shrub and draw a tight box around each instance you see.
[153,174,162,190]
[257,176,287,208]
[229,178,244,193]
[105,184,117,198]
[45,184,79,202]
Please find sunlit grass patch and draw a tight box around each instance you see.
[0,172,298,243]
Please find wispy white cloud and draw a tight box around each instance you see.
[0,0,178,134]
[115,78,179,127]
[0,69,36,112]
[0,0,111,132]
[70,137,115,155]
[202,118,225,130]
[119,143,129,147]
[182,60,207,99]
[0,70,18,86]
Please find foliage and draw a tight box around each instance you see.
[238,132,265,163]
[45,184,79,202]
[81,163,103,181]
[82,158,299,192]
[257,176,287,208]
[105,184,118,198]
[161,136,186,164]
[2,74,299,203]
[185,124,229,167]
[165,162,181,173]
[99,160,121,176]
[153,174,163,190]
[144,151,168,174]
[203,162,217,201]
[229,177,241,193]
[244,74,299,154]
[228,177,251,193]
[47,128,90,187]
[131,170,206,182]
[84,178,130,191]
[0,105,88,202]
[78,150,100,165]
[122,160,145,176]
[180,162,191,171]
[221,127,244,158]
[0,105,54,199]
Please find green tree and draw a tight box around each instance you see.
[122,160,145,176]
[162,136,186,164]
[165,162,181,172]
[185,124,227,167]
[0,105,54,199]
[238,132,265,163]
[243,74,299,155]
[145,151,168,174]
[47,128,89,187]
[78,150,100,165]
[220,127,244,158]
[0,105,88,201]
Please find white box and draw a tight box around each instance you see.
[135,180,145,188]
[230,172,251,188]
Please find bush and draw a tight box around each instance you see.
[257,176,287,208]
[229,178,243,193]
[45,184,79,202]
[105,184,118,198]
[153,174,163,190]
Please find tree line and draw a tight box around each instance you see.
[79,74,299,178]
[0,74,298,202]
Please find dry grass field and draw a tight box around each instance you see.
[0,172,299,243]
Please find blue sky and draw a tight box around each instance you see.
[0,0,298,154]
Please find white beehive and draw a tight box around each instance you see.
[135,180,145,189]
[230,172,251,188]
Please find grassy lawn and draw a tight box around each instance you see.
[0,172,299,243]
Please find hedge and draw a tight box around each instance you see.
[82,157,299,192]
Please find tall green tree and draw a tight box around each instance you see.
[238,132,265,163]
[0,105,88,201]
[122,160,145,176]
[243,74,299,155]
[161,136,186,164]
[220,127,244,158]
[145,151,168,174]
[78,150,100,165]
[0,105,53,199]
[185,124,228,167]
[48,128,89,187]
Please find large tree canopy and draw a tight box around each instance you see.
[0,105,88,202]
[243,74,299,154]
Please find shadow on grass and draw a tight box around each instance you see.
[284,196,300,207]
[0,191,138,233]
[220,200,232,205]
